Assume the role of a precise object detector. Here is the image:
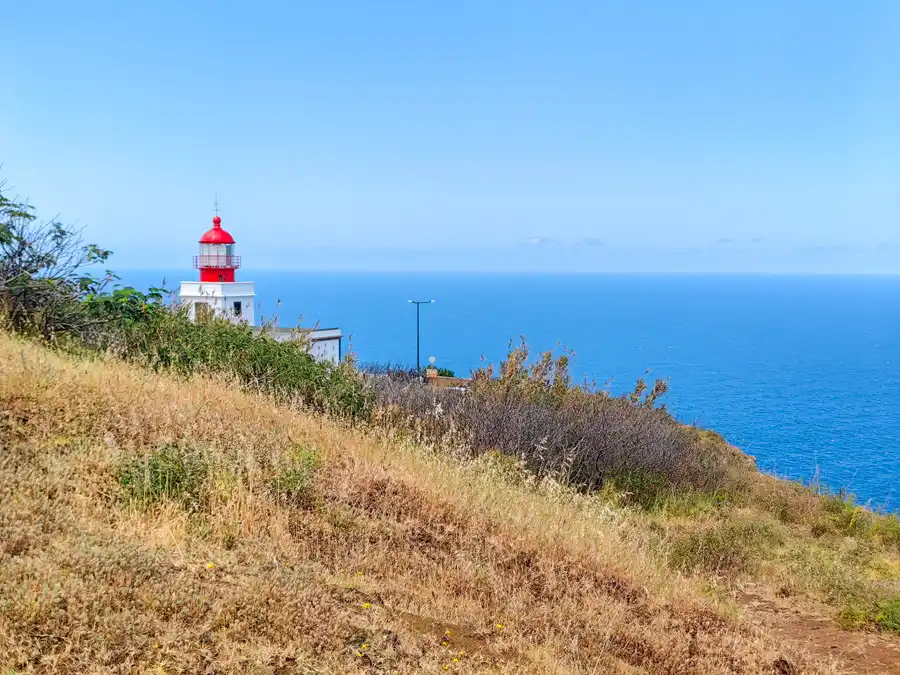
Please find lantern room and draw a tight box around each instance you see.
[194,215,241,282]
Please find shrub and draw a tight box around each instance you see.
[836,605,870,630]
[371,339,728,493]
[601,471,672,511]
[0,183,114,341]
[359,363,419,380]
[86,294,372,419]
[875,598,900,632]
[601,471,733,516]
[118,444,208,512]
[815,492,875,538]
[268,445,320,507]
[781,544,870,604]
[669,520,781,576]
[873,514,900,549]
[836,597,900,633]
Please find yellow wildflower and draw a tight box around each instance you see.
[205,562,216,570]
[362,602,371,609]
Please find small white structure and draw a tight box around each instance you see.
[254,326,343,362]
[178,211,343,364]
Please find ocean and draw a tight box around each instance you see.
[123,270,900,509]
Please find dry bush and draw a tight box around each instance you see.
[371,340,728,493]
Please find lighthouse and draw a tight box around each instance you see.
[178,207,343,363]
[178,213,256,325]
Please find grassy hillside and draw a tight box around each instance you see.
[3,336,900,674]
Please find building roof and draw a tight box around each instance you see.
[253,326,342,341]
[199,216,236,244]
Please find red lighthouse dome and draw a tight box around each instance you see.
[194,215,241,282]
[200,216,236,244]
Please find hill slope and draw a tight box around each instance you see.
[0,335,897,674]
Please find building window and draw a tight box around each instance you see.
[233,301,242,317]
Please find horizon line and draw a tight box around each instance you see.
[109,267,900,277]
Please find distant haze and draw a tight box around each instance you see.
[3,1,900,273]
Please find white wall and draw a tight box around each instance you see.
[310,338,341,364]
[179,281,256,326]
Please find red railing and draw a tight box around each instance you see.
[193,255,241,269]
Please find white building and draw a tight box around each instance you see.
[254,326,343,362]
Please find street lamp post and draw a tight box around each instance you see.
[408,300,435,373]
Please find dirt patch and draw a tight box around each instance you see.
[737,584,900,674]
[395,611,494,655]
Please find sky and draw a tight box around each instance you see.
[3,0,900,273]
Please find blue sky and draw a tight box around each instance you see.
[3,0,900,272]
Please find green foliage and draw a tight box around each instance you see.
[98,305,371,418]
[812,492,875,539]
[601,471,672,511]
[836,598,900,633]
[873,515,900,549]
[83,285,167,328]
[669,519,781,576]
[118,445,208,512]
[875,598,900,632]
[836,605,870,630]
[436,367,455,377]
[268,445,320,506]
[781,543,870,604]
[0,183,113,339]
[601,470,733,516]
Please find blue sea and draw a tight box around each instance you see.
[124,271,900,509]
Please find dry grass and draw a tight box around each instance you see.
[0,335,843,674]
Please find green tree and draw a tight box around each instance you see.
[0,179,113,339]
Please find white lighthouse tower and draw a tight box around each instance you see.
[178,211,256,324]
[178,206,343,363]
